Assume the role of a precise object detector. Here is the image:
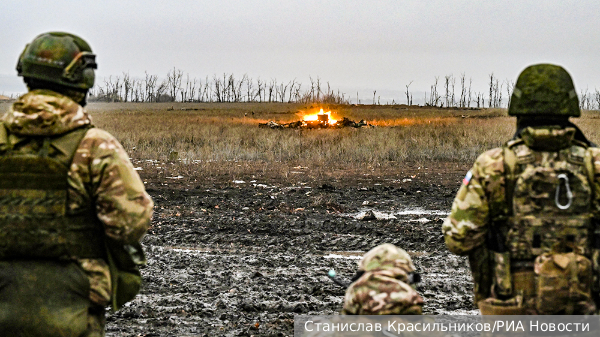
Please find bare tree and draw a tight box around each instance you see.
[405,81,413,105]
[580,88,590,110]
[256,78,264,102]
[444,75,451,107]
[428,77,441,107]
[505,79,515,107]
[488,73,494,108]
[133,79,142,102]
[268,79,276,102]
[245,75,254,102]
[459,73,466,108]
[122,72,132,102]
[213,74,223,102]
[288,79,297,103]
[155,80,168,102]
[467,78,473,108]
[144,72,158,102]
[167,67,183,102]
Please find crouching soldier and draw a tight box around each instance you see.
[341,243,423,315]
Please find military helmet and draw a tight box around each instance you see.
[358,243,415,273]
[508,64,580,117]
[16,32,97,90]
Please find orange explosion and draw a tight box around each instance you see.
[303,108,337,125]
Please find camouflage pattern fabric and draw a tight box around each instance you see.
[443,125,600,312]
[442,145,506,256]
[443,127,600,255]
[508,64,580,117]
[341,244,423,315]
[17,32,97,90]
[507,128,593,260]
[2,89,153,307]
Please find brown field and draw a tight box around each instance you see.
[80,102,600,183]
[4,101,598,173]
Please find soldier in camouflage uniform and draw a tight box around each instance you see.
[443,64,600,315]
[0,32,153,335]
[341,243,423,315]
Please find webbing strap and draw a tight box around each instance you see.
[0,213,105,259]
[503,144,518,217]
[583,148,595,205]
[0,122,7,153]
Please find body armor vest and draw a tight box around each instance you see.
[0,124,105,260]
[478,127,598,314]
[503,128,594,262]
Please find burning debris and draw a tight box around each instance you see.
[259,108,372,129]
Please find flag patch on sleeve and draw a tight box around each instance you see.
[462,170,473,185]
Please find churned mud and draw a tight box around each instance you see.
[106,162,477,336]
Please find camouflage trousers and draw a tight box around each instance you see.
[0,260,106,336]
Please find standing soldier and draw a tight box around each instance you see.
[443,64,599,315]
[341,243,423,315]
[0,32,153,335]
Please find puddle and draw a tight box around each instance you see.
[344,208,449,220]
[395,208,449,216]
[322,253,362,260]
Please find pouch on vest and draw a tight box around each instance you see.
[0,260,91,336]
[478,294,526,315]
[534,252,595,314]
[468,246,492,305]
[106,240,145,311]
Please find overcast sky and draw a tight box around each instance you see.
[1,0,599,104]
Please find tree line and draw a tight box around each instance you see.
[89,68,350,105]
[89,68,600,110]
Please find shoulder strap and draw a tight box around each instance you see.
[584,147,595,202]
[503,142,519,217]
[0,122,8,153]
[49,125,94,167]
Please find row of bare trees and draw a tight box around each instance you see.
[421,73,515,108]
[578,88,600,111]
[89,68,600,110]
[89,69,350,104]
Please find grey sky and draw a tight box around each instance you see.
[1,0,599,103]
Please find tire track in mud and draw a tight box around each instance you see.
[107,179,476,336]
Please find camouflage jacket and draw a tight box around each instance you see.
[443,126,600,256]
[341,269,423,315]
[1,89,153,306]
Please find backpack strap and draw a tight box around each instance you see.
[502,140,520,218]
[0,122,8,154]
[584,148,595,201]
[49,125,94,168]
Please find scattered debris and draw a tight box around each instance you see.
[260,117,371,129]
[356,210,377,221]
[259,109,373,129]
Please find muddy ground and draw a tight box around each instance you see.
[106,162,477,337]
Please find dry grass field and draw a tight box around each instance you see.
[80,102,600,182]
[4,101,598,173]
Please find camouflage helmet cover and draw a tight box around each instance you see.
[508,63,580,117]
[17,32,97,90]
[358,243,415,274]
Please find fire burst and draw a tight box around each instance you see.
[303,108,337,126]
